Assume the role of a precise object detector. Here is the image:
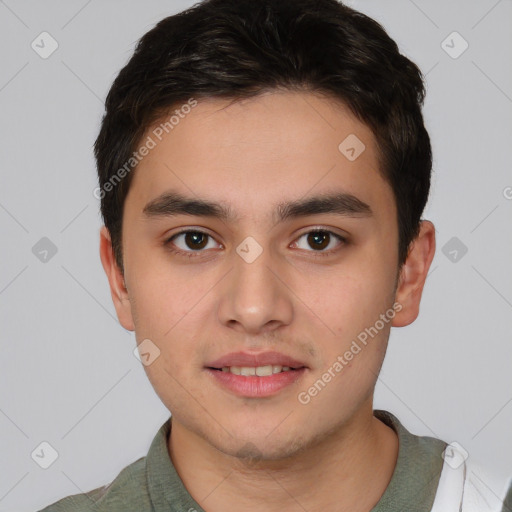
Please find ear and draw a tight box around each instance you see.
[392,220,436,327]
[99,226,135,331]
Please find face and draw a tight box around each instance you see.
[101,90,423,460]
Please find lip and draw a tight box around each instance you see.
[205,367,308,398]
[205,351,308,369]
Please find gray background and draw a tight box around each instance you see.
[0,0,511,510]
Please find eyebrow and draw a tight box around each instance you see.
[142,190,372,224]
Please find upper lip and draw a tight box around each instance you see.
[206,351,308,369]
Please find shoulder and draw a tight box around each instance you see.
[431,440,511,512]
[38,456,152,512]
[462,457,512,512]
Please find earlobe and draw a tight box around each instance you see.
[392,220,436,328]
[99,226,135,331]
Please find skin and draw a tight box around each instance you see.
[100,90,435,512]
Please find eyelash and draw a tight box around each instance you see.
[164,228,347,259]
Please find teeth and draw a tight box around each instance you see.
[220,365,294,376]
[256,365,272,376]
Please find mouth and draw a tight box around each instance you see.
[204,351,308,398]
[205,350,308,371]
[207,365,304,376]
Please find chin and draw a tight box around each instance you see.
[218,430,309,463]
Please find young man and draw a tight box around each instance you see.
[40,0,511,510]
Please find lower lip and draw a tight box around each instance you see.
[205,368,307,398]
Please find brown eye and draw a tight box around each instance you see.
[293,229,346,256]
[307,231,330,250]
[183,231,209,250]
[165,230,220,257]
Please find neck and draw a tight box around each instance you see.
[167,406,399,512]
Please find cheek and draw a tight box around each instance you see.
[131,277,209,410]
[127,257,212,336]
[127,263,215,374]
[298,262,395,341]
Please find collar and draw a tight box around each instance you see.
[144,410,446,512]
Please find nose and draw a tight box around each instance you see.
[217,242,294,335]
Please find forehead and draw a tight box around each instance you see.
[125,90,394,223]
